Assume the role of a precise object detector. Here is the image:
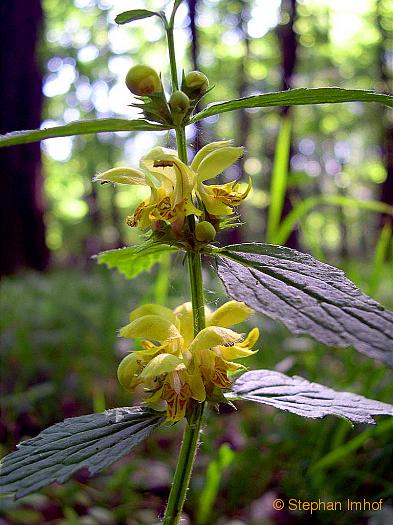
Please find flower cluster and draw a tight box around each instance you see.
[117,301,259,422]
[94,140,251,243]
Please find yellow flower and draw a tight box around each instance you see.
[190,140,252,216]
[94,140,251,235]
[94,147,200,229]
[117,300,259,422]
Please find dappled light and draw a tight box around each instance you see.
[1,0,392,524]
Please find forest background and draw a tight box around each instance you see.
[0,1,392,524]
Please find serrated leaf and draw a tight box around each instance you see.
[95,244,177,280]
[216,243,393,365]
[190,87,393,123]
[229,370,393,424]
[115,9,160,25]
[0,406,164,499]
[0,119,169,148]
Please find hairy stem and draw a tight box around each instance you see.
[163,251,205,525]
[162,10,206,524]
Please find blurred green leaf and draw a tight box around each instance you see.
[190,88,393,122]
[275,195,393,245]
[310,419,393,473]
[0,119,170,148]
[369,223,392,296]
[115,9,161,25]
[266,115,292,243]
[0,407,164,499]
[95,244,177,280]
[197,444,235,525]
[1,383,55,411]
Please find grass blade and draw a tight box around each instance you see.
[275,195,393,245]
[266,116,292,243]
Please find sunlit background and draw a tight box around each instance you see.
[40,0,391,264]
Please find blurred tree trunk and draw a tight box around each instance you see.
[0,0,49,276]
[236,1,251,183]
[224,0,251,245]
[188,0,199,73]
[187,0,204,153]
[277,0,299,249]
[84,140,123,256]
[376,0,393,231]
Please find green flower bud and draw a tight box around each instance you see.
[195,221,216,242]
[169,90,190,113]
[183,70,209,98]
[125,65,162,96]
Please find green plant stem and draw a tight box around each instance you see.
[163,398,204,525]
[175,126,188,166]
[187,251,206,335]
[163,234,206,525]
[166,3,179,91]
[163,12,206,524]
[166,28,179,90]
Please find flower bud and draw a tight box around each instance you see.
[169,90,190,113]
[195,221,216,242]
[169,90,190,125]
[183,70,209,98]
[125,65,162,96]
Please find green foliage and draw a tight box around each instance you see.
[95,243,177,280]
[216,243,393,364]
[197,444,235,525]
[115,10,162,25]
[191,87,393,122]
[0,407,163,499]
[228,370,393,423]
[1,267,392,523]
[266,115,292,243]
[276,195,393,245]
[309,419,393,473]
[369,224,392,296]
[0,119,169,148]
[2,0,393,521]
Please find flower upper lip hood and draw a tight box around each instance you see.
[190,140,251,216]
[117,300,260,422]
[94,147,200,228]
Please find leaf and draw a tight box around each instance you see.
[229,370,393,424]
[309,419,393,472]
[369,223,392,296]
[266,116,292,243]
[0,119,169,148]
[215,243,393,365]
[0,406,164,499]
[190,87,393,123]
[115,9,161,25]
[275,195,393,245]
[95,244,177,280]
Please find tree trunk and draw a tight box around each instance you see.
[376,0,393,231]
[223,0,251,245]
[277,0,299,249]
[0,0,49,276]
[187,0,204,153]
